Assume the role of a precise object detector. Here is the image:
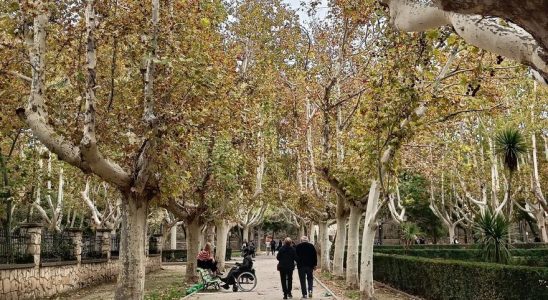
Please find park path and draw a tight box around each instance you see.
[191,254,337,300]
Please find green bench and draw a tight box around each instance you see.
[197,268,224,290]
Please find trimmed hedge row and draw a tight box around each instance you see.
[374,243,547,250]
[162,248,236,262]
[374,253,548,299]
[373,248,548,267]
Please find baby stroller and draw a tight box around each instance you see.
[221,250,257,292]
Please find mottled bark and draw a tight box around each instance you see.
[332,196,347,278]
[215,221,230,270]
[185,218,202,282]
[432,0,548,51]
[383,0,548,82]
[346,205,362,288]
[170,225,177,250]
[318,221,330,271]
[359,180,381,300]
[115,193,148,299]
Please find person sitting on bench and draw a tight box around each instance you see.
[197,242,220,275]
[221,248,254,291]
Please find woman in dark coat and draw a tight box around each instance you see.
[276,238,297,299]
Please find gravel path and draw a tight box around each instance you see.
[190,255,336,300]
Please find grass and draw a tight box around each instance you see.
[144,287,185,300]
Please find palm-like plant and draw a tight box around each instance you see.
[473,208,511,264]
[494,128,527,173]
[494,128,527,216]
[400,222,422,249]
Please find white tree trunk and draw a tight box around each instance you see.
[536,209,548,243]
[207,224,215,245]
[333,197,347,278]
[242,225,249,243]
[448,223,456,244]
[318,221,330,271]
[360,180,380,300]
[384,0,548,80]
[308,223,316,244]
[170,225,177,250]
[114,194,148,299]
[186,218,202,282]
[346,205,362,288]
[215,221,230,270]
[298,223,305,240]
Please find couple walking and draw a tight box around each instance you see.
[276,236,317,299]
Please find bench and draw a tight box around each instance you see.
[197,268,224,290]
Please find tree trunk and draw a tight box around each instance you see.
[249,226,255,243]
[346,205,362,288]
[333,196,347,278]
[170,225,177,250]
[360,180,380,300]
[185,218,202,282]
[242,225,249,243]
[308,223,316,244]
[448,223,456,244]
[536,210,548,243]
[207,224,215,245]
[318,221,330,271]
[298,223,305,240]
[114,193,149,300]
[215,221,230,270]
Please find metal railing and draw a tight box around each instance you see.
[0,231,32,264]
[148,236,159,255]
[40,231,76,262]
[81,234,106,260]
[111,234,120,257]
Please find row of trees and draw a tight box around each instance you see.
[1,0,546,299]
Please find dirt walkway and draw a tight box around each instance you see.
[190,255,336,300]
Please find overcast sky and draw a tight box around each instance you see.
[283,0,328,26]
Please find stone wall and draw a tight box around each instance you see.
[0,255,162,300]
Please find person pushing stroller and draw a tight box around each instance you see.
[221,248,254,291]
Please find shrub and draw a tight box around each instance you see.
[373,248,548,267]
[374,253,548,299]
[373,243,547,250]
[474,209,511,263]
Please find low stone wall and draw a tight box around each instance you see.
[1,255,162,300]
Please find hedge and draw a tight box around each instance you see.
[374,243,547,250]
[373,248,548,267]
[374,253,548,300]
[162,248,236,262]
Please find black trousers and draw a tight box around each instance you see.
[279,269,294,296]
[297,266,314,296]
[197,259,218,272]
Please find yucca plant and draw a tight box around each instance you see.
[473,208,511,264]
[494,128,527,173]
[495,128,527,218]
[400,222,422,249]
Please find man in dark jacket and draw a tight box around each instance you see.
[276,238,297,299]
[295,236,317,298]
[270,239,277,255]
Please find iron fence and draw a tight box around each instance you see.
[81,234,106,260]
[148,236,159,255]
[40,231,76,262]
[0,231,33,264]
[111,234,120,257]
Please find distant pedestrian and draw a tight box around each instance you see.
[270,239,277,255]
[295,236,317,299]
[277,239,282,251]
[277,237,297,299]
